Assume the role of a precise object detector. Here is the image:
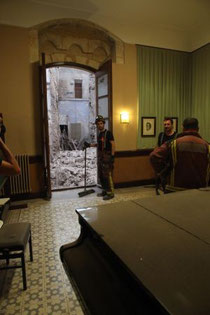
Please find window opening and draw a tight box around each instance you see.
[75,79,82,98]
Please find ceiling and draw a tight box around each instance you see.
[0,0,210,51]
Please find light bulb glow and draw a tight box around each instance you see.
[120,112,129,123]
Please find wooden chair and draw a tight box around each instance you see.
[0,222,33,290]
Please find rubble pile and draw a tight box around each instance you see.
[50,148,97,189]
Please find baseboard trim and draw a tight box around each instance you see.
[115,149,153,158]
[9,192,46,201]
[114,178,155,188]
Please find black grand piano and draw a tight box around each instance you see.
[60,189,210,315]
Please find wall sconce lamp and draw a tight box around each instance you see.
[120,112,129,124]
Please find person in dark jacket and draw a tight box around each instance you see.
[95,115,115,200]
[84,115,115,200]
[158,117,176,146]
[150,118,210,191]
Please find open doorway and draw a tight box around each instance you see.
[46,66,97,190]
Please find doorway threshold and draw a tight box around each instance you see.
[51,186,100,200]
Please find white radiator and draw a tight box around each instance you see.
[9,155,31,194]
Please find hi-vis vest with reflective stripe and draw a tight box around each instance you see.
[169,140,210,190]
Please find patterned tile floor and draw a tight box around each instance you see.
[0,186,155,315]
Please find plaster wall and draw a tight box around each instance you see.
[112,44,138,151]
[0,24,41,155]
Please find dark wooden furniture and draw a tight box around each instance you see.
[60,189,210,315]
[0,222,33,290]
[0,198,10,221]
[0,175,10,221]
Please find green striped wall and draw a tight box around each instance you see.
[191,44,210,141]
[137,44,210,148]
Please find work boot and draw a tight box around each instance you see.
[103,194,114,201]
[97,190,106,197]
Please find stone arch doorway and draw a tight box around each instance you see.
[37,19,123,196]
[37,19,125,68]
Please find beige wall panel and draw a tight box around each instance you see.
[112,44,138,151]
[113,156,155,183]
[0,24,41,155]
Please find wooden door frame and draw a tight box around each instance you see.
[95,60,113,131]
[40,60,113,194]
[40,53,51,199]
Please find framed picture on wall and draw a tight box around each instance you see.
[171,117,178,133]
[141,117,156,137]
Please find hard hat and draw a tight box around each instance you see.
[95,115,105,124]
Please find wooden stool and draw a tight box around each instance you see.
[0,222,33,290]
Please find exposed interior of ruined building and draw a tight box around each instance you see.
[47,67,97,190]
